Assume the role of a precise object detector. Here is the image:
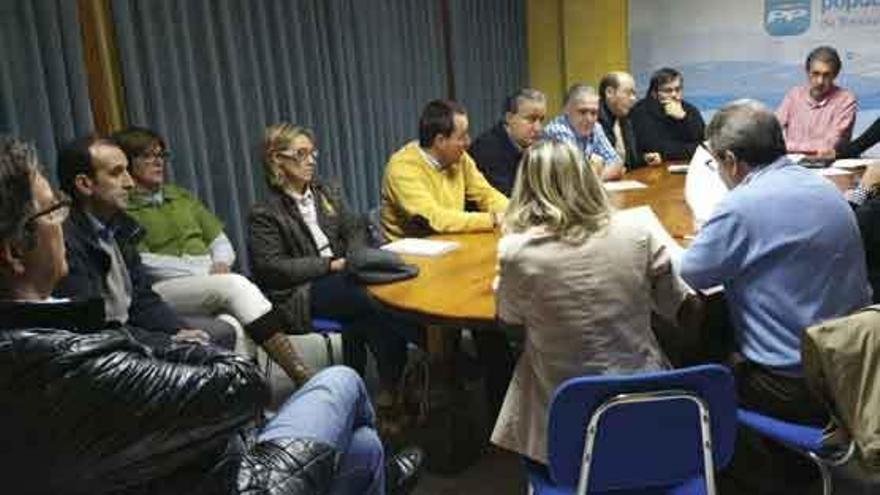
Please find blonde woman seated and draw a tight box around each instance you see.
[490,139,690,464]
[249,123,413,419]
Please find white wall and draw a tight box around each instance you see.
[629,0,880,154]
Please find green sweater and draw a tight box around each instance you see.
[127,183,223,256]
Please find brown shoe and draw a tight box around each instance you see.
[262,333,314,387]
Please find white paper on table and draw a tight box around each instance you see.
[685,143,728,230]
[832,158,880,169]
[603,180,647,192]
[814,167,852,177]
[381,238,460,257]
[667,164,689,174]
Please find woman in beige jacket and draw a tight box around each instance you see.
[490,139,690,463]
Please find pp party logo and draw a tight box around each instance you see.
[765,0,812,36]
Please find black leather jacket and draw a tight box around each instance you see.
[0,300,336,494]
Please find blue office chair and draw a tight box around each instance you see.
[526,364,737,495]
[736,409,855,495]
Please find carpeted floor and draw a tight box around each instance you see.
[413,447,526,495]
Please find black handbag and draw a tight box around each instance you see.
[345,247,419,284]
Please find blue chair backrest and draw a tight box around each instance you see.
[546,364,736,492]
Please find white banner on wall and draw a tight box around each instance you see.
[629,0,880,136]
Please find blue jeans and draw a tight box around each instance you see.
[258,366,384,495]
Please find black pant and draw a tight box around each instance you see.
[473,329,518,425]
[310,273,415,388]
[720,359,828,495]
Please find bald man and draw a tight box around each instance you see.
[599,71,651,169]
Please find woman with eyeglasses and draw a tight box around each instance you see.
[248,123,414,432]
[490,139,692,465]
[113,127,314,386]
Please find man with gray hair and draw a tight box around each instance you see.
[777,45,856,156]
[543,83,625,180]
[471,88,547,196]
[680,100,870,493]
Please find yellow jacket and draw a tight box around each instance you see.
[380,141,509,241]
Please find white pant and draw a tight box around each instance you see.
[152,273,272,324]
[153,273,273,356]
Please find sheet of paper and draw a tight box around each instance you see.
[667,164,689,174]
[832,158,880,169]
[603,180,647,192]
[381,238,460,257]
[814,167,852,177]
[685,144,728,230]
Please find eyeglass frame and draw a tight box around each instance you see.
[25,193,72,227]
[274,148,319,164]
[699,143,719,172]
[136,150,172,163]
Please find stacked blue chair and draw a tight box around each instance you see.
[526,364,737,494]
[736,409,855,495]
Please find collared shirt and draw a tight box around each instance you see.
[612,119,626,163]
[776,84,857,152]
[680,157,871,372]
[86,213,133,324]
[418,147,444,170]
[543,114,620,166]
[286,188,334,257]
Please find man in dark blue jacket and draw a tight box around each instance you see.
[53,135,237,347]
[470,88,547,196]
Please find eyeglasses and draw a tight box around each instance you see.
[657,85,683,95]
[138,150,171,163]
[699,143,719,172]
[26,194,71,226]
[276,148,319,163]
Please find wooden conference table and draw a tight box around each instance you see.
[368,165,694,329]
[368,162,860,329]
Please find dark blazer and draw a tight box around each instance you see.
[470,121,522,196]
[0,299,335,494]
[247,183,364,332]
[55,208,183,335]
[837,117,880,159]
[630,96,705,162]
[599,101,644,169]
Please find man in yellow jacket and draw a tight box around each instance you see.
[381,99,509,241]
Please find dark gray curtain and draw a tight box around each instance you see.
[448,0,526,138]
[111,0,447,271]
[0,0,93,177]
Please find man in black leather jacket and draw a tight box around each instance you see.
[0,136,421,494]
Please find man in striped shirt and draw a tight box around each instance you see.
[543,84,625,181]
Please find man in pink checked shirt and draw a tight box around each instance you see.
[776,45,857,158]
